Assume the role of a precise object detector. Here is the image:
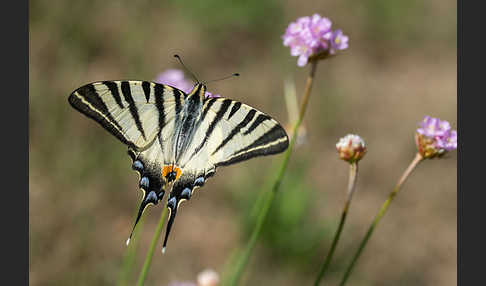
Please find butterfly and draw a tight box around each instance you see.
[68,79,289,252]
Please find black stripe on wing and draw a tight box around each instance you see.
[68,83,138,150]
[121,81,147,141]
[203,99,232,142]
[243,114,271,135]
[103,81,124,108]
[215,124,289,167]
[142,81,151,103]
[186,98,221,159]
[211,109,257,155]
[200,97,218,122]
[227,101,241,119]
[154,84,166,129]
[173,89,184,127]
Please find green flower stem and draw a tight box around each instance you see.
[339,153,424,286]
[314,162,359,286]
[136,206,169,286]
[226,61,319,286]
[118,214,145,286]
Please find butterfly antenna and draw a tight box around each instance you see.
[202,73,240,85]
[174,54,200,84]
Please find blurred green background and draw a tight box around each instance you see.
[29,0,456,285]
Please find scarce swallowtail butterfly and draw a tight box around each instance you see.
[68,78,289,252]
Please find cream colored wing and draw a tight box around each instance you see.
[68,80,185,151]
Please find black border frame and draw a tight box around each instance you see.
[458,1,484,285]
[4,0,29,284]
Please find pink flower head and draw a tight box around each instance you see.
[417,116,451,138]
[154,69,220,98]
[155,69,193,93]
[282,14,349,67]
[415,116,457,158]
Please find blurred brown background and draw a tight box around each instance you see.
[29,0,456,285]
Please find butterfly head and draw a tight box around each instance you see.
[187,83,207,100]
[188,73,240,100]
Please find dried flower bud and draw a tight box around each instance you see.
[336,134,366,163]
[415,116,457,159]
[197,269,219,286]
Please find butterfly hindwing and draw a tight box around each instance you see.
[126,139,168,242]
[68,80,186,151]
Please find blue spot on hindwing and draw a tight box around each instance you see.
[181,188,191,200]
[194,177,205,187]
[139,177,149,189]
[132,160,144,172]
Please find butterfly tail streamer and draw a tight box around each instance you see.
[127,190,161,245]
[162,197,179,253]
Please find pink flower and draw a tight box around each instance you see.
[282,14,349,67]
[415,116,457,159]
[154,69,220,98]
[155,69,193,93]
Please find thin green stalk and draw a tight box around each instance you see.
[118,214,145,286]
[136,206,169,286]
[225,61,319,286]
[339,153,424,286]
[314,162,359,286]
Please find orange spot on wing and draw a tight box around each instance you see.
[162,165,182,180]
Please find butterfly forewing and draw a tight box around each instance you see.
[179,97,289,169]
[68,80,185,151]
